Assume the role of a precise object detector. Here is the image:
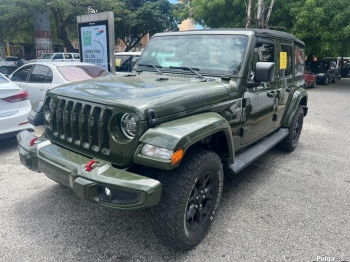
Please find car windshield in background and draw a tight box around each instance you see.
[137,35,248,76]
[57,65,111,82]
[115,55,138,72]
[41,54,54,59]
[0,74,9,84]
[344,63,350,68]
[310,61,329,70]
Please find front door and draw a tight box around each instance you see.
[240,41,277,145]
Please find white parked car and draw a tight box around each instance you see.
[0,73,34,139]
[9,62,112,105]
[29,52,80,63]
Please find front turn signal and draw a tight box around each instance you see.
[171,148,184,165]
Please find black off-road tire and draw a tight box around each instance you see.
[277,106,304,152]
[149,148,223,250]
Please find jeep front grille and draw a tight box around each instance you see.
[47,98,112,153]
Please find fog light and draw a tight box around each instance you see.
[105,187,111,197]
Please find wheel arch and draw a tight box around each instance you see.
[282,88,308,127]
[133,112,235,170]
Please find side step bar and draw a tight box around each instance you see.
[229,128,289,174]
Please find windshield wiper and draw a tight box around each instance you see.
[138,63,163,75]
[169,66,204,79]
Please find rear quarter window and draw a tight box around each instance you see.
[0,74,9,84]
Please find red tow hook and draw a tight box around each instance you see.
[29,137,39,146]
[85,160,96,172]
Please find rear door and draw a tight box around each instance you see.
[10,65,33,89]
[273,41,294,129]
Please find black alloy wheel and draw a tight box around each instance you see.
[186,172,215,230]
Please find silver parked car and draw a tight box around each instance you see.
[9,62,112,105]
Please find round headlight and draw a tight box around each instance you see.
[121,114,136,139]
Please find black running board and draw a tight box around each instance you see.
[229,128,289,174]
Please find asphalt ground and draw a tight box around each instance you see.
[0,79,349,262]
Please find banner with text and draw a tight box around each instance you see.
[80,24,108,70]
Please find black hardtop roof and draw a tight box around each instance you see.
[154,28,304,46]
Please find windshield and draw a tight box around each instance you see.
[310,61,329,70]
[344,63,350,68]
[137,34,248,76]
[57,65,111,82]
[42,54,54,59]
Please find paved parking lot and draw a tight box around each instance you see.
[0,80,349,262]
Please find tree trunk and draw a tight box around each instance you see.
[265,0,275,28]
[257,0,263,28]
[51,8,75,52]
[246,0,252,28]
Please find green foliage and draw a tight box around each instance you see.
[188,0,350,57]
[0,0,182,53]
[115,0,181,51]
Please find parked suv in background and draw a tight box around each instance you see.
[309,60,337,85]
[29,52,80,63]
[320,57,342,80]
[115,52,141,73]
[17,29,307,250]
[0,56,19,75]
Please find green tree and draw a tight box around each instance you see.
[289,0,350,56]
[186,0,350,57]
[0,0,119,52]
[115,0,182,51]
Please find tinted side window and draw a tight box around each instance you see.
[295,45,305,80]
[53,54,63,59]
[280,45,293,77]
[46,70,53,83]
[250,42,274,80]
[29,65,51,83]
[73,54,80,58]
[64,54,73,59]
[12,66,32,82]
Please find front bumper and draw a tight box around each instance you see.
[17,130,162,210]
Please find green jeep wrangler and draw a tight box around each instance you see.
[17,29,307,250]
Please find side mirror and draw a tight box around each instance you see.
[27,100,44,126]
[254,62,275,83]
